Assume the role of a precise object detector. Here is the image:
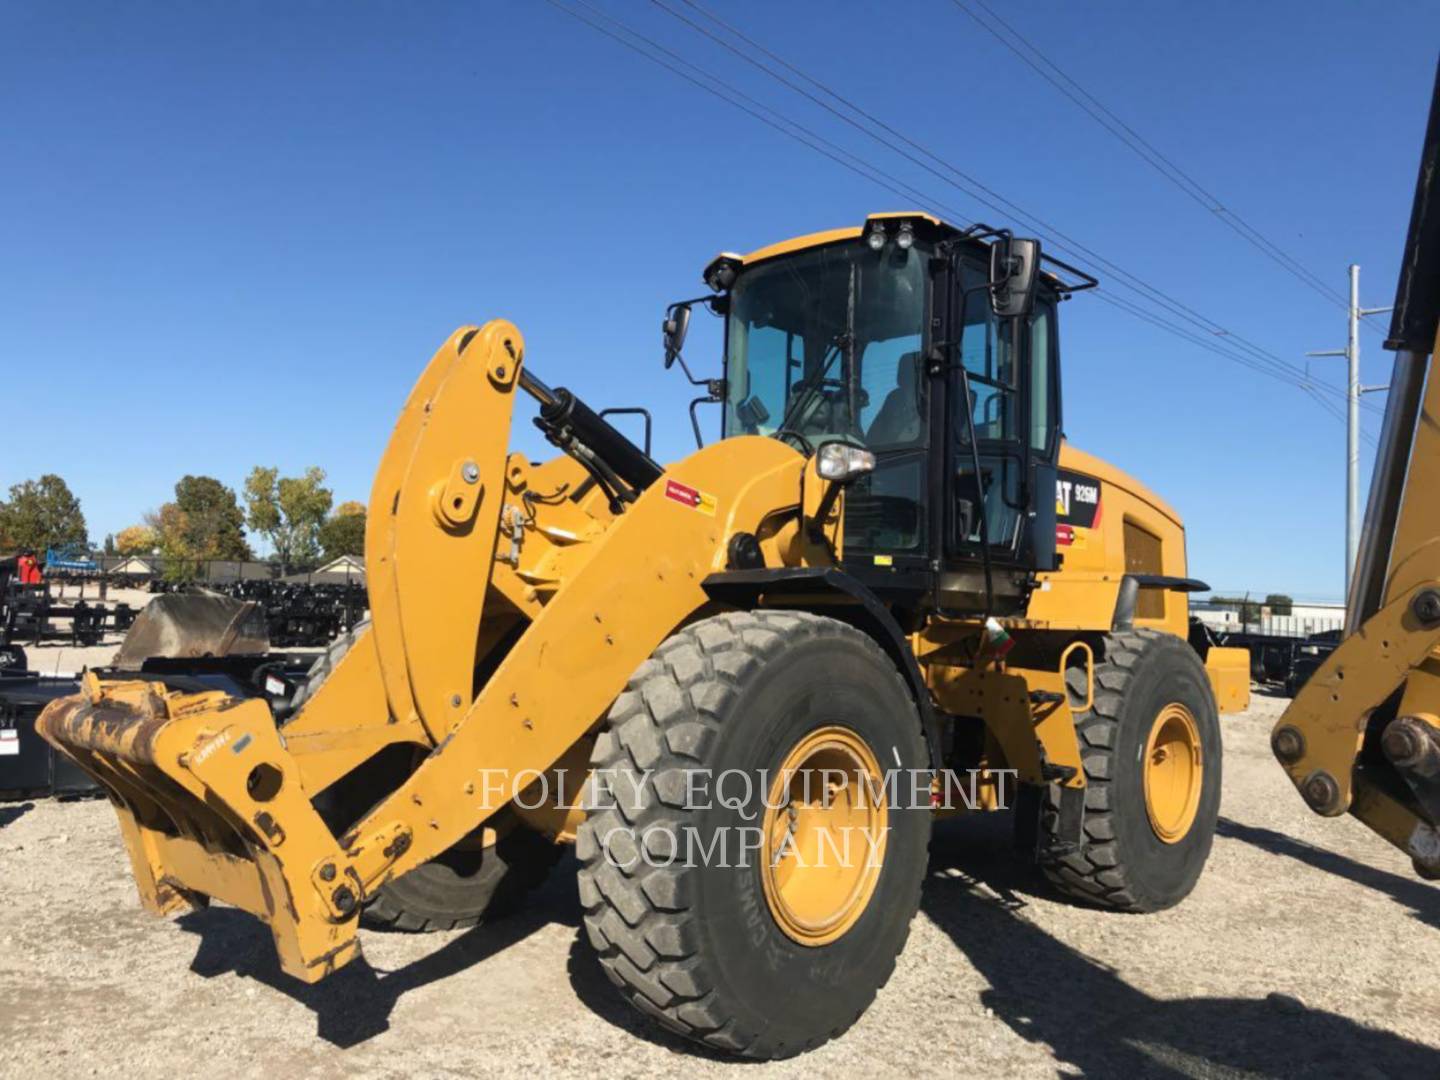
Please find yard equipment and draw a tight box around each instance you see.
[1272,65,1440,878]
[221,580,367,647]
[0,556,135,649]
[38,213,1237,1058]
[44,543,99,578]
[112,591,269,670]
[1,670,106,799]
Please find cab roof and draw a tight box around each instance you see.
[701,212,1086,295]
[704,212,955,286]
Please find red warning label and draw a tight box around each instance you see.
[664,479,716,516]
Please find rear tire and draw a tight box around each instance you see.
[576,611,931,1059]
[1040,628,1221,912]
[292,618,560,932]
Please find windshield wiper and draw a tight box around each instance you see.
[776,331,852,445]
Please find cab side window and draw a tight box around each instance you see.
[954,259,1016,446]
[1029,296,1057,453]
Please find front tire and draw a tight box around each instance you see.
[1040,628,1222,911]
[576,611,931,1059]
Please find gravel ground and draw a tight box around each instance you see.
[3,691,1438,1078]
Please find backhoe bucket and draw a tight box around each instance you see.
[35,673,362,981]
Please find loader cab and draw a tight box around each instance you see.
[710,213,1096,616]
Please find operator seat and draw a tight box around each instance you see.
[866,352,923,446]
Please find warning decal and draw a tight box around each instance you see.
[664,479,717,516]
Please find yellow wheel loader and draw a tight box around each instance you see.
[39,211,1244,1058]
[1273,66,1440,878]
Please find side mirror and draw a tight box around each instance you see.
[989,236,1041,319]
[663,303,691,369]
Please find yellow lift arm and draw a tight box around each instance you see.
[37,321,837,980]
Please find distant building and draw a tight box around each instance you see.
[1191,603,1240,633]
[1261,601,1346,638]
[282,555,365,586]
[109,555,159,578]
[1192,598,1346,638]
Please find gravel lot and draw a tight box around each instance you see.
[3,691,1439,1078]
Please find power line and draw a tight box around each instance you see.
[540,1,968,222]
[555,0,1370,420]
[948,0,1384,333]
[654,0,1383,414]
[1093,290,1375,444]
[546,0,1372,424]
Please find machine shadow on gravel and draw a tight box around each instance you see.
[177,855,582,1048]
[925,818,1440,1078]
[1217,816,1440,930]
[0,801,34,828]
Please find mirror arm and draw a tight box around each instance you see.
[672,352,715,388]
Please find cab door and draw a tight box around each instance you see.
[942,256,1060,613]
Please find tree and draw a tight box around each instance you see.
[145,503,199,582]
[0,474,88,554]
[142,476,250,582]
[173,475,251,561]
[1265,593,1294,617]
[244,466,333,572]
[103,533,116,556]
[319,500,366,561]
[114,524,158,555]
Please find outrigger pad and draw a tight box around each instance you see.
[114,592,269,670]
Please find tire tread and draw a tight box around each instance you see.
[576,610,924,1059]
[1038,628,1208,912]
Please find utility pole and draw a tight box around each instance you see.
[1307,264,1393,595]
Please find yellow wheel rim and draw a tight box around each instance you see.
[761,725,888,947]
[1143,703,1203,844]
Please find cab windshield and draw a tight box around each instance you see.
[723,239,927,451]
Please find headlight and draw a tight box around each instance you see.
[866,225,887,251]
[816,441,877,482]
[896,222,914,250]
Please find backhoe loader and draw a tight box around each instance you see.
[38,210,1245,1058]
[1273,64,1440,879]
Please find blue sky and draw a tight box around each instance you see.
[3,1,1436,600]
